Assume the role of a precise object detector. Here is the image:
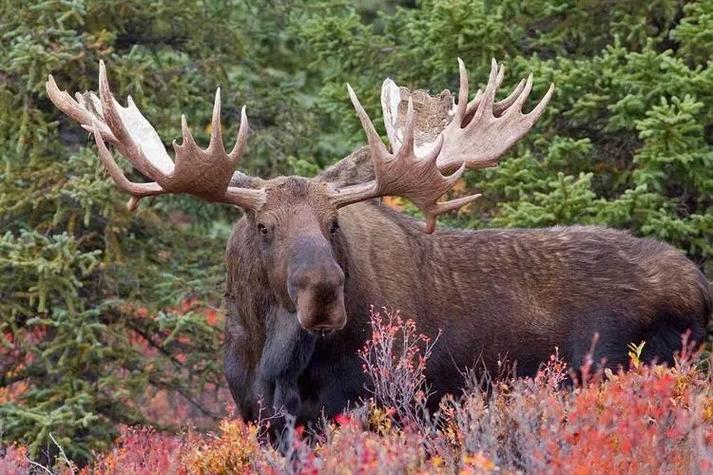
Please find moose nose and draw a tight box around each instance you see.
[287,235,347,332]
[298,306,347,333]
[290,264,345,292]
[288,266,346,331]
[290,273,347,331]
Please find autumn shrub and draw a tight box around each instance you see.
[6,310,713,474]
[359,307,438,429]
[80,426,184,475]
[0,443,30,475]
[181,419,276,475]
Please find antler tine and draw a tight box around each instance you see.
[88,92,102,116]
[496,61,505,87]
[347,84,389,156]
[423,188,480,234]
[456,58,469,121]
[493,78,526,115]
[509,73,534,115]
[46,74,115,141]
[228,106,249,165]
[470,58,500,124]
[523,82,555,124]
[179,114,200,151]
[208,88,225,154]
[400,97,416,156]
[460,59,504,123]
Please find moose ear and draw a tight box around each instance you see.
[380,78,455,159]
[229,171,265,189]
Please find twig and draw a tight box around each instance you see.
[49,433,77,474]
[25,458,53,475]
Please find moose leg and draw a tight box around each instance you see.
[567,311,637,373]
[259,306,316,417]
[224,319,260,422]
[296,350,367,422]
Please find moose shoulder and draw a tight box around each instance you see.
[47,59,712,426]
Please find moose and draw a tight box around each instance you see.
[47,60,712,424]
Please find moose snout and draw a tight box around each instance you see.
[288,261,346,332]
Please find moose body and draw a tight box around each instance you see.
[47,59,712,427]
[224,152,712,423]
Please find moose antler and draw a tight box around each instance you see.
[46,61,265,211]
[329,59,554,233]
[382,58,555,173]
[328,88,480,233]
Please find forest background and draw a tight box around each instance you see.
[1,0,712,466]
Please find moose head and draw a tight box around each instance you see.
[46,59,553,332]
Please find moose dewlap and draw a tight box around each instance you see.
[48,59,712,424]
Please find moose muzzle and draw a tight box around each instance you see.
[287,236,347,332]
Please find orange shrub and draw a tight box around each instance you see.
[181,419,277,474]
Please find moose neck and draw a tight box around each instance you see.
[336,201,445,321]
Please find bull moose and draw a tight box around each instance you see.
[47,60,712,424]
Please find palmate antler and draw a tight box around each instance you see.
[328,88,480,233]
[46,61,265,211]
[328,58,554,232]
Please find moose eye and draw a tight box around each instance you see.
[330,220,339,235]
[257,223,269,236]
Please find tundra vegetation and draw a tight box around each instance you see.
[1,0,712,472]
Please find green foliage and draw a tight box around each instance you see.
[1,0,712,467]
[0,0,262,463]
[292,0,713,275]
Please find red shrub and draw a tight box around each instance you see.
[83,426,185,475]
[359,307,439,430]
[0,444,30,475]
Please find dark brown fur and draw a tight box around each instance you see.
[224,147,712,423]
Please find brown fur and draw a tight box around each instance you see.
[224,147,712,423]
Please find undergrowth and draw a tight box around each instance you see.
[2,308,711,474]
